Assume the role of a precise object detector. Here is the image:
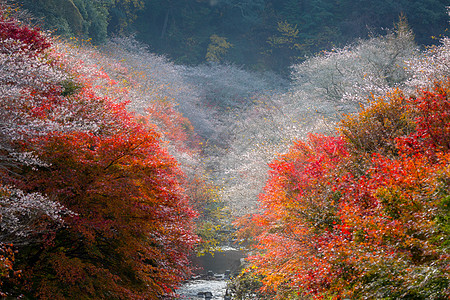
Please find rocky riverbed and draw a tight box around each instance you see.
[175,247,244,299]
[175,278,229,299]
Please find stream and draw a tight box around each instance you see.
[175,279,228,299]
[175,247,244,299]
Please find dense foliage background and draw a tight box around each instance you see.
[19,0,449,72]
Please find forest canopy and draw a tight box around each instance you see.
[19,0,449,72]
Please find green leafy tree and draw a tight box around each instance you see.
[107,0,145,34]
[206,34,233,63]
[21,0,111,43]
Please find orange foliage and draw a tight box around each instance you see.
[242,81,450,299]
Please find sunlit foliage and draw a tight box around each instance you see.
[206,34,233,63]
[2,1,449,298]
[216,21,418,216]
[0,5,199,298]
[238,79,450,299]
